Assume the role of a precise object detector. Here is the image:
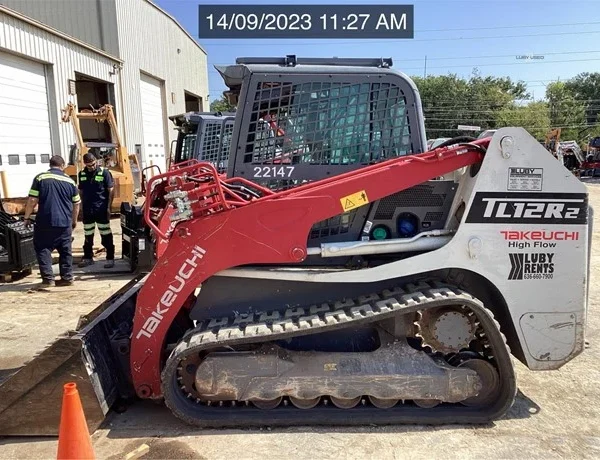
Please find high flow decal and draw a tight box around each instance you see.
[507,167,543,191]
[501,230,580,249]
[466,192,588,224]
[508,252,555,280]
[501,231,580,241]
[136,245,207,339]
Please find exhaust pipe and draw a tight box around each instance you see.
[307,230,453,258]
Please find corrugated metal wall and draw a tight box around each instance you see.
[114,0,208,167]
[0,0,120,56]
[0,8,122,159]
[1,0,208,167]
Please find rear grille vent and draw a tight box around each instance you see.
[374,185,446,219]
[309,210,358,241]
[424,211,444,222]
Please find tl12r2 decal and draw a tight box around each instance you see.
[508,252,554,280]
[466,192,588,224]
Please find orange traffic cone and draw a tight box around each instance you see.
[56,382,96,460]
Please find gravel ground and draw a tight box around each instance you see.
[1,184,599,459]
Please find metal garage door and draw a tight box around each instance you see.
[139,73,167,174]
[0,52,52,198]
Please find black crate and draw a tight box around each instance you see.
[120,202,152,272]
[0,216,36,272]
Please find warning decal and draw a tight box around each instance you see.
[340,190,369,212]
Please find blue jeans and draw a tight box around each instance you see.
[33,226,73,281]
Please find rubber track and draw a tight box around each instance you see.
[161,281,517,428]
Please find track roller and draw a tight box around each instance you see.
[330,396,361,409]
[252,398,282,410]
[413,399,441,408]
[289,397,320,409]
[368,397,399,409]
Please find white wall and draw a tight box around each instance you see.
[0,7,122,196]
[1,0,209,185]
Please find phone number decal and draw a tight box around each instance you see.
[198,5,415,39]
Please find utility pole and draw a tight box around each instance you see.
[424,55,427,78]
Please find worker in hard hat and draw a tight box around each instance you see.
[77,153,115,268]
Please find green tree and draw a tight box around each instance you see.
[412,72,529,138]
[210,95,236,113]
[564,72,600,125]
[412,74,470,137]
[545,82,587,142]
[496,101,551,138]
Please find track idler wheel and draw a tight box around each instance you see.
[289,397,320,409]
[368,396,399,409]
[330,396,361,409]
[252,398,283,410]
[457,359,500,407]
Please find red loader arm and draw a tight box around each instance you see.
[130,141,488,398]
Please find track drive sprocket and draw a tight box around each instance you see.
[415,306,477,354]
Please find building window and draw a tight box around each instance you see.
[185,91,202,112]
[41,154,50,164]
[26,154,36,165]
[8,155,19,165]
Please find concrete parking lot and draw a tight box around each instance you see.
[1,183,599,460]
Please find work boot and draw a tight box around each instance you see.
[78,258,94,268]
[104,259,115,269]
[41,278,55,287]
[55,278,74,287]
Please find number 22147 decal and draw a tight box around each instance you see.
[253,166,295,178]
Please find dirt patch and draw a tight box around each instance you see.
[106,439,205,460]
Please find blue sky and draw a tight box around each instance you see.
[154,0,600,105]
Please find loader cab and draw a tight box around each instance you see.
[148,58,455,267]
[215,56,428,187]
[166,57,454,258]
[169,112,236,172]
[209,57,457,253]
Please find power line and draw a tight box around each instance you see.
[208,49,600,68]
[207,81,589,95]
[414,57,600,71]
[423,108,600,115]
[198,20,600,43]
[422,100,600,107]
[424,113,595,122]
[424,102,600,109]
[419,96,600,104]
[203,29,600,46]
[417,21,600,33]
[425,122,600,131]
[208,89,600,105]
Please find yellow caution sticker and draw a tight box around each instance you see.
[340,190,369,212]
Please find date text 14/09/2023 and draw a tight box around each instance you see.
[198,5,415,39]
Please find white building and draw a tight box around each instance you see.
[0,0,208,197]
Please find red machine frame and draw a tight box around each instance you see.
[130,140,488,399]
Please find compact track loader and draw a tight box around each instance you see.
[168,111,236,173]
[0,56,591,435]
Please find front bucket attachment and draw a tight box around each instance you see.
[0,274,146,436]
